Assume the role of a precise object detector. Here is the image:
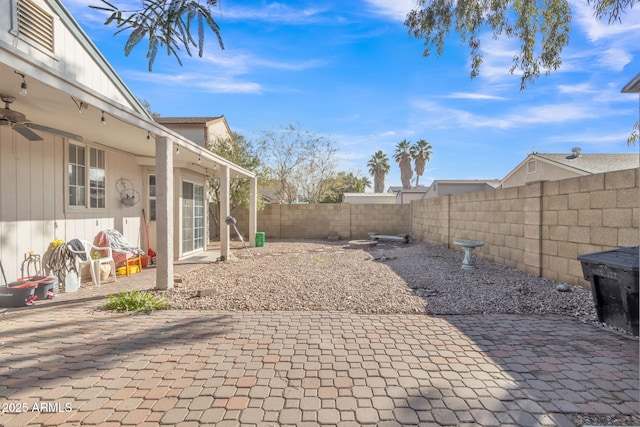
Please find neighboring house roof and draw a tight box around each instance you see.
[503,150,638,184]
[422,179,501,199]
[157,116,232,146]
[157,116,224,125]
[389,185,428,193]
[428,180,501,187]
[534,152,638,175]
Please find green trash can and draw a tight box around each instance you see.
[255,232,265,247]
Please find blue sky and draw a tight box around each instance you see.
[65,0,639,190]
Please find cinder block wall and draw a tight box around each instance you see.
[541,168,639,285]
[411,194,450,246]
[214,203,411,241]
[349,204,411,239]
[212,169,637,287]
[411,168,639,287]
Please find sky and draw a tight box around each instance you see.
[64,0,640,190]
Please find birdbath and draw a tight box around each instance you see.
[453,239,485,270]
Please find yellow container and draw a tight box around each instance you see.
[117,265,140,276]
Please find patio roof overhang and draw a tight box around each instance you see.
[1,42,258,290]
[622,72,640,94]
[0,47,254,180]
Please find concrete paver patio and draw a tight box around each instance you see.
[0,262,638,426]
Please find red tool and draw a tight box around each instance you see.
[142,209,156,261]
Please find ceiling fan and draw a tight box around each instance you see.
[0,94,82,141]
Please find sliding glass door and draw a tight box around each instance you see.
[182,180,204,254]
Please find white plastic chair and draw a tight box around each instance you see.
[68,239,117,287]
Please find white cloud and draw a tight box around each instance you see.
[411,97,625,131]
[123,70,264,94]
[545,130,636,149]
[597,48,632,71]
[361,0,417,21]
[411,100,514,129]
[557,83,595,94]
[219,3,330,24]
[569,1,640,72]
[571,0,640,42]
[473,37,523,85]
[510,103,601,124]
[120,41,329,94]
[445,92,507,101]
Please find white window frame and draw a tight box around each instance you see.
[148,173,156,222]
[66,142,107,211]
[181,179,205,255]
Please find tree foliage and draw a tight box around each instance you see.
[206,132,262,210]
[258,124,338,204]
[410,139,433,188]
[394,140,413,190]
[90,0,224,71]
[367,150,391,193]
[321,172,372,203]
[405,0,637,89]
[629,121,639,145]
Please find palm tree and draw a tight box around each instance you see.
[393,140,413,190]
[367,151,391,193]
[411,139,433,188]
[356,176,372,193]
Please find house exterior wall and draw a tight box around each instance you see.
[423,182,496,199]
[395,191,426,204]
[165,125,206,146]
[343,194,396,204]
[206,120,231,146]
[502,158,582,188]
[0,125,144,280]
[161,120,230,148]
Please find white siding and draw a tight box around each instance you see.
[0,125,144,280]
[1,0,136,109]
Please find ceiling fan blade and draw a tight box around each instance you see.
[13,125,43,141]
[28,123,83,141]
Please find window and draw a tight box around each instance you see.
[527,160,537,174]
[148,175,156,221]
[68,143,105,209]
[89,148,105,208]
[68,144,85,206]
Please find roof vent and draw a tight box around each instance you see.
[570,147,582,158]
[17,0,55,53]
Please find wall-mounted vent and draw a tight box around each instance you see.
[17,0,54,53]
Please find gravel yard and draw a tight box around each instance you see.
[157,239,602,327]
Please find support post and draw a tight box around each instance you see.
[220,165,230,260]
[249,176,257,246]
[156,136,174,289]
